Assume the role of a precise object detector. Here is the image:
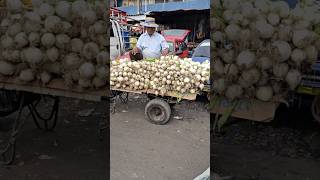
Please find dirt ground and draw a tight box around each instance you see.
[110,94,210,180]
[213,103,320,180]
[0,97,108,180]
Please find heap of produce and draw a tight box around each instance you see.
[211,0,320,101]
[0,0,108,89]
[110,56,210,96]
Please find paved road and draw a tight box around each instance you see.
[110,95,210,180]
[0,98,107,180]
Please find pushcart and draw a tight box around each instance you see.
[0,78,107,165]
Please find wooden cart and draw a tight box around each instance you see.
[0,78,107,165]
[111,88,200,125]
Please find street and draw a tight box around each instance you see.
[213,105,320,180]
[110,94,210,180]
[0,98,108,180]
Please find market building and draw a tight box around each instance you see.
[113,0,210,44]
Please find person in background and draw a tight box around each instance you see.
[130,17,169,61]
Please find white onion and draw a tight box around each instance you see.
[96,51,108,66]
[8,23,22,37]
[55,34,70,49]
[19,69,34,82]
[23,21,42,33]
[256,86,273,101]
[63,53,81,70]
[290,49,306,66]
[285,69,302,90]
[25,12,42,24]
[22,47,43,65]
[96,66,107,79]
[236,50,256,69]
[14,32,28,49]
[225,84,243,100]
[40,71,51,85]
[6,0,22,12]
[304,45,318,62]
[255,20,274,39]
[71,38,84,53]
[225,24,241,41]
[38,3,55,18]
[82,42,99,60]
[79,62,95,79]
[272,41,292,62]
[273,63,289,78]
[41,33,56,48]
[222,50,234,64]
[1,36,14,49]
[55,1,72,19]
[28,32,40,47]
[292,30,313,48]
[0,61,16,76]
[45,16,63,34]
[93,77,106,88]
[257,56,272,70]
[72,0,89,17]
[267,13,280,26]
[82,10,97,26]
[46,48,59,62]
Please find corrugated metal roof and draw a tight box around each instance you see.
[117,0,210,16]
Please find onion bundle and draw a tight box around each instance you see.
[211,0,320,101]
[110,56,210,96]
[0,0,108,89]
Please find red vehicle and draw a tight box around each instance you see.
[117,29,192,60]
[161,29,192,58]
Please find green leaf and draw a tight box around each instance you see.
[208,95,221,110]
[314,24,320,36]
[217,100,238,131]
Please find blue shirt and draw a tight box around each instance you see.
[136,32,169,59]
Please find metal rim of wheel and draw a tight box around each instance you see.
[311,96,320,123]
[145,99,171,125]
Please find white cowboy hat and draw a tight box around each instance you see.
[140,17,159,28]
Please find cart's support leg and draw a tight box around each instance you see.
[28,96,60,131]
[109,91,129,114]
[119,92,129,104]
[99,120,107,141]
[110,97,116,114]
[0,95,26,165]
[312,96,320,123]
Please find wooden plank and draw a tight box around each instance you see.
[0,78,108,102]
[147,89,197,100]
[210,97,281,122]
[111,88,147,94]
[111,87,197,100]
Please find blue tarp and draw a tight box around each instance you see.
[117,0,210,15]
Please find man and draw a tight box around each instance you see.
[130,17,169,60]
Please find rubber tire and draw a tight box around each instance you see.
[311,96,320,123]
[145,98,171,125]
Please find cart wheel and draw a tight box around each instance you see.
[145,99,171,125]
[311,96,320,123]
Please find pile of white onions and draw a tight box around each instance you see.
[0,0,108,89]
[110,56,210,96]
[211,0,320,101]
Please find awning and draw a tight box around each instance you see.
[117,0,210,16]
[127,15,146,22]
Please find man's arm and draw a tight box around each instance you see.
[160,36,169,56]
[133,36,143,54]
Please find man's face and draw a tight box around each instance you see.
[146,27,156,35]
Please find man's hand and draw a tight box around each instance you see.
[133,47,140,55]
[161,48,169,56]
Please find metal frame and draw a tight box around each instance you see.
[0,91,59,165]
[110,89,195,124]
